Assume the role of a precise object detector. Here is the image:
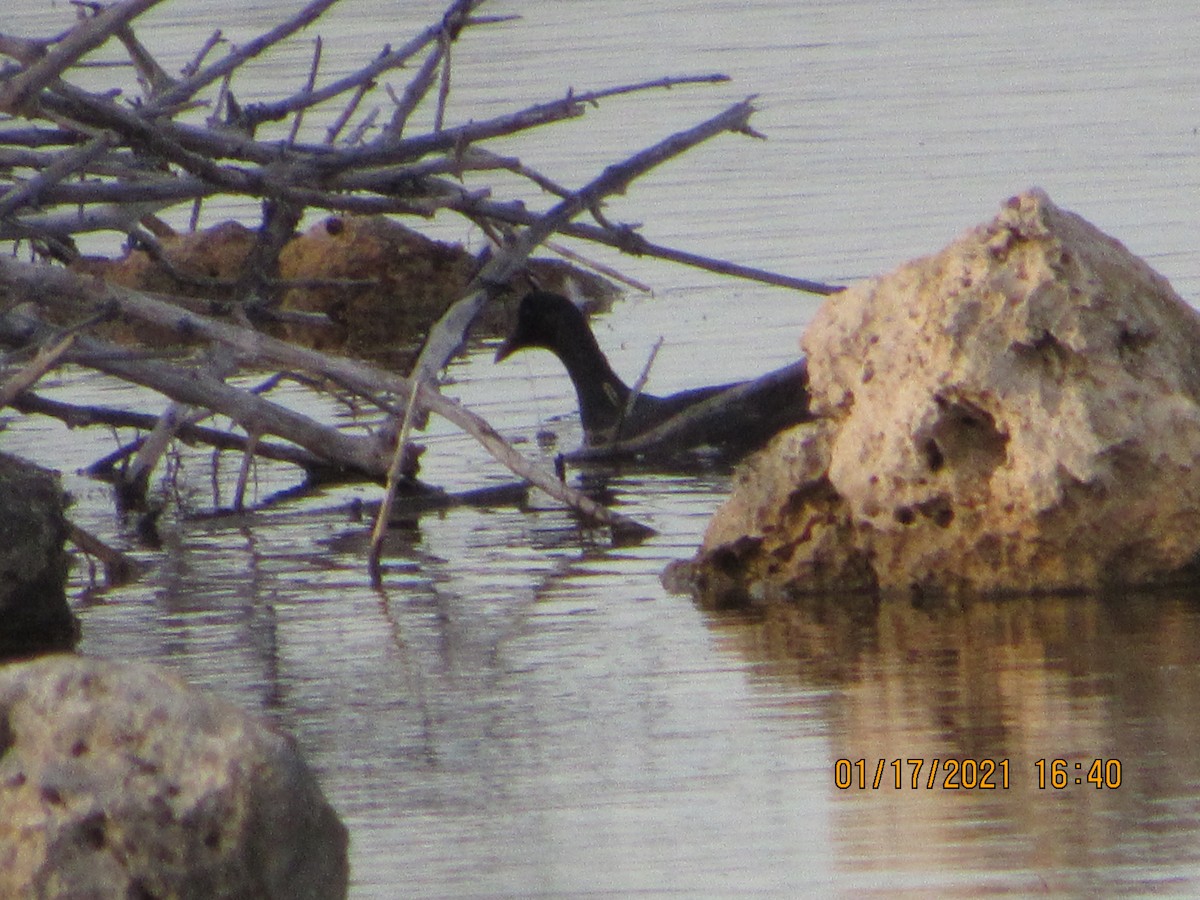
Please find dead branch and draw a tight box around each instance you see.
[0,0,844,558]
[0,256,652,535]
[450,194,847,295]
[0,331,76,407]
[144,0,343,113]
[0,0,166,113]
[382,43,444,140]
[0,133,117,220]
[0,302,393,475]
[120,346,238,506]
[114,23,175,96]
[11,392,329,472]
[66,521,142,586]
[225,0,478,129]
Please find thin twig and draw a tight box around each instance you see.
[620,336,662,438]
[543,240,653,294]
[0,132,115,220]
[66,521,142,586]
[237,0,483,130]
[286,36,322,148]
[368,371,426,582]
[0,330,76,408]
[433,26,452,133]
[450,194,846,295]
[382,44,443,141]
[181,30,224,78]
[233,431,260,511]
[325,74,374,144]
[145,0,342,113]
[114,22,175,96]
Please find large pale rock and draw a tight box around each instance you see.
[0,654,348,899]
[683,189,1200,601]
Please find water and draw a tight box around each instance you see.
[4,1,1200,896]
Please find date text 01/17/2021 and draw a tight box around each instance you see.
[833,759,1123,790]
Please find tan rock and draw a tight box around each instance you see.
[0,654,348,899]
[70,214,621,364]
[682,189,1200,601]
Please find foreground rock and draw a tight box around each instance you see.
[677,189,1200,603]
[0,453,77,660]
[0,654,348,899]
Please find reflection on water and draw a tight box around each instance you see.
[21,365,1200,896]
[731,590,1200,895]
[4,0,1200,895]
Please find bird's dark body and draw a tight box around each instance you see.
[496,291,813,460]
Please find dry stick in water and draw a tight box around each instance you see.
[0,302,391,475]
[122,347,239,505]
[0,257,652,539]
[0,331,76,408]
[12,391,327,473]
[620,336,663,439]
[233,432,261,511]
[66,521,142,587]
[0,303,120,408]
[0,4,838,553]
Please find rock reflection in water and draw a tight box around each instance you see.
[722,589,1200,894]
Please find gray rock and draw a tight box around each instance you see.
[682,189,1200,601]
[0,654,348,899]
[0,453,77,659]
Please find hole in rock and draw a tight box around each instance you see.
[923,395,1009,481]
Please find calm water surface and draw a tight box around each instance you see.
[4,1,1200,896]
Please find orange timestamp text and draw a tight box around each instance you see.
[834,758,1009,790]
[833,758,1124,790]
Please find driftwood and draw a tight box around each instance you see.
[0,0,840,570]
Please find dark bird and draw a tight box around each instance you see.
[495,290,813,461]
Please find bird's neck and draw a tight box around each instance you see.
[549,330,634,437]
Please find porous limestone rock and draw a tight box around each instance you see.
[0,654,348,899]
[71,214,620,363]
[682,189,1200,601]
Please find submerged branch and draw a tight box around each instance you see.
[12,391,330,472]
[0,256,651,534]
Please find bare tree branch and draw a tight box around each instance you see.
[144,0,342,113]
[0,0,166,113]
